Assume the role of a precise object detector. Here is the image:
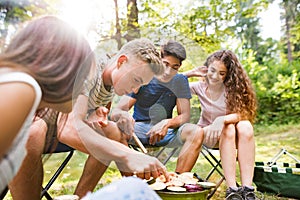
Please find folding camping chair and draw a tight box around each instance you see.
[129,142,180,165]
[155,147,180,165]
[200,145,240,199]
[267,148,300,166]
[200,146,226,199]
[41,142,74,200]
[0,187,8,200]
[129,132,181,166]
[0,142,74,200]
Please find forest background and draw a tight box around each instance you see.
[1,0,299,125]
[1,0,299,199]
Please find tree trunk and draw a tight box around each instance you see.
[113,0,122,49]
[125,0,140,41]
[285,16,292,63]
[283,0,293,63]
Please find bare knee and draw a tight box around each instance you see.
[182,124,204,146]
[26,119,47,156]
[236,120,254,141]
[101,121,124,142]
[222,124,236,140]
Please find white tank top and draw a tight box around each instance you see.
[0,72,42,193]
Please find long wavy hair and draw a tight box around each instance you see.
[205,50,257,123]
[0,15,95,103]
[0,16,95,151]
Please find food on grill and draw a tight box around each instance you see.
[149,172,212,193]
[165,179,184,187]
[167,186,187,192]
[184,184,203,192]
[148,181,166,191]
[197,181,216,188]
[179,172,194,178]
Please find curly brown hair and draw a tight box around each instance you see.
[205,50,257,123]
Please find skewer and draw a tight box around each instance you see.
[132,133,148,154]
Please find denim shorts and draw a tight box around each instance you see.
[130,121,185,148]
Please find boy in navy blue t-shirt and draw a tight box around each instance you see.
[112,40,204,173]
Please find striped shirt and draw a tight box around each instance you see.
[82,59,115,113]
[43,59,115,150]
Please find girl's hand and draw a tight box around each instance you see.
[203,116,225,147]
[192,66,208,77]
[184,66,208,78]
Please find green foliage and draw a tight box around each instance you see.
[0,0,59,51]
[243,51,300,125]
[190,95,201,124]
[173,0,235,53]
[1,0,299,127]
[138,0,173,28]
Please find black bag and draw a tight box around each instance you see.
[253,149,300,199]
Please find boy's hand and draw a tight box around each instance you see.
[147,119,169,145]
[115,112,135,136]
[87,106,109,129]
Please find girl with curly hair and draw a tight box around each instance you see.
[184,50,258,200]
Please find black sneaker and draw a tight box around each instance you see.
[242,186,259,200]
[225,187,243,200]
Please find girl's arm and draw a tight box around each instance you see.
[0,82,36,158]
[224,113,240,124]
[183,66,208,78]
[202,113,240,148]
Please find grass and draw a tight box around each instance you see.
[3,123,300,200]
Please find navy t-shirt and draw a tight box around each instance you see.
[128,74,191,124]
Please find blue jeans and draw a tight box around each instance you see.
[131,122,185,147]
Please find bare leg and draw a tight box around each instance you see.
[9,119,47,200]
[67,121,127,198]
[236,120,255,186]
[74,155,110,198]
[219,123,237,188]
[175,124,203,173]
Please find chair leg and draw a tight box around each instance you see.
[154,147,179,165]
[207,176,225,199]
[201,147,225,200]
[0,186,8,200]
[201,147,241,199]
[41,190,53,200]
[162,148,179,165]
[201,149,224,179]
[155,147,167,158]
[41,150,74,199]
